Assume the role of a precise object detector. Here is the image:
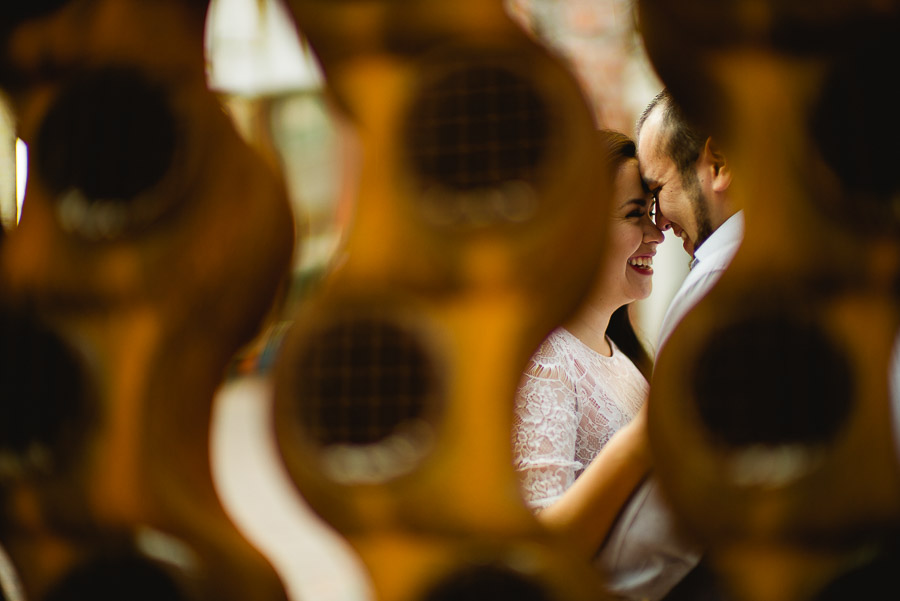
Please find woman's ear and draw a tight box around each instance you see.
[704,137,732,192]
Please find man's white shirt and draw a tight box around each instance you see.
[595,211,744,601]
[657,211,745,348]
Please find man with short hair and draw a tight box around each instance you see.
[636,89,744,347]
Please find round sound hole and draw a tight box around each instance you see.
[406,61,551,227]
[812,541,900,601]
[44,550,190,601]
[0,306,95,480]
[35,66,178,239]
[0,1,71,28]
[290,311,440,484]
[810,33,900,231]
[691,314,854,485]
[420,562,555,601]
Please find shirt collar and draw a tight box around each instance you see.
[691,210,745,268]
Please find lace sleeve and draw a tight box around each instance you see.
[512,340,581,511]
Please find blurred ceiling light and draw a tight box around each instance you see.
[205,0,323,95]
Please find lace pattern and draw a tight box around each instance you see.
[512,328,648,510]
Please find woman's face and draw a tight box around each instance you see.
[597,158,664,308]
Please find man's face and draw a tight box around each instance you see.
[637,107,713,258]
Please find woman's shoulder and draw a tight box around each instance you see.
[539,327,585,361]
[523,328,579,378]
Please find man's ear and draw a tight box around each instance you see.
[704,137,732,192]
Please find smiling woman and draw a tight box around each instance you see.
[601,158,664,312]
[511,129,669,596]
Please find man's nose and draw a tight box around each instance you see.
[655,210,673,232]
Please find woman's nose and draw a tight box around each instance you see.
[644,216,666,243]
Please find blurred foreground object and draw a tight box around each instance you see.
[637,1,900,600]
[0,1,294,600]
[271,1,621,599]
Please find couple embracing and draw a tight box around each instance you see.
[513,89,743,601]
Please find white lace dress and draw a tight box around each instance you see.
[512,327,648,510]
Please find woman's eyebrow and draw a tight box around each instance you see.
[618,197,648,210]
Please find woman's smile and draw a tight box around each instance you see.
[627,254,655,275]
